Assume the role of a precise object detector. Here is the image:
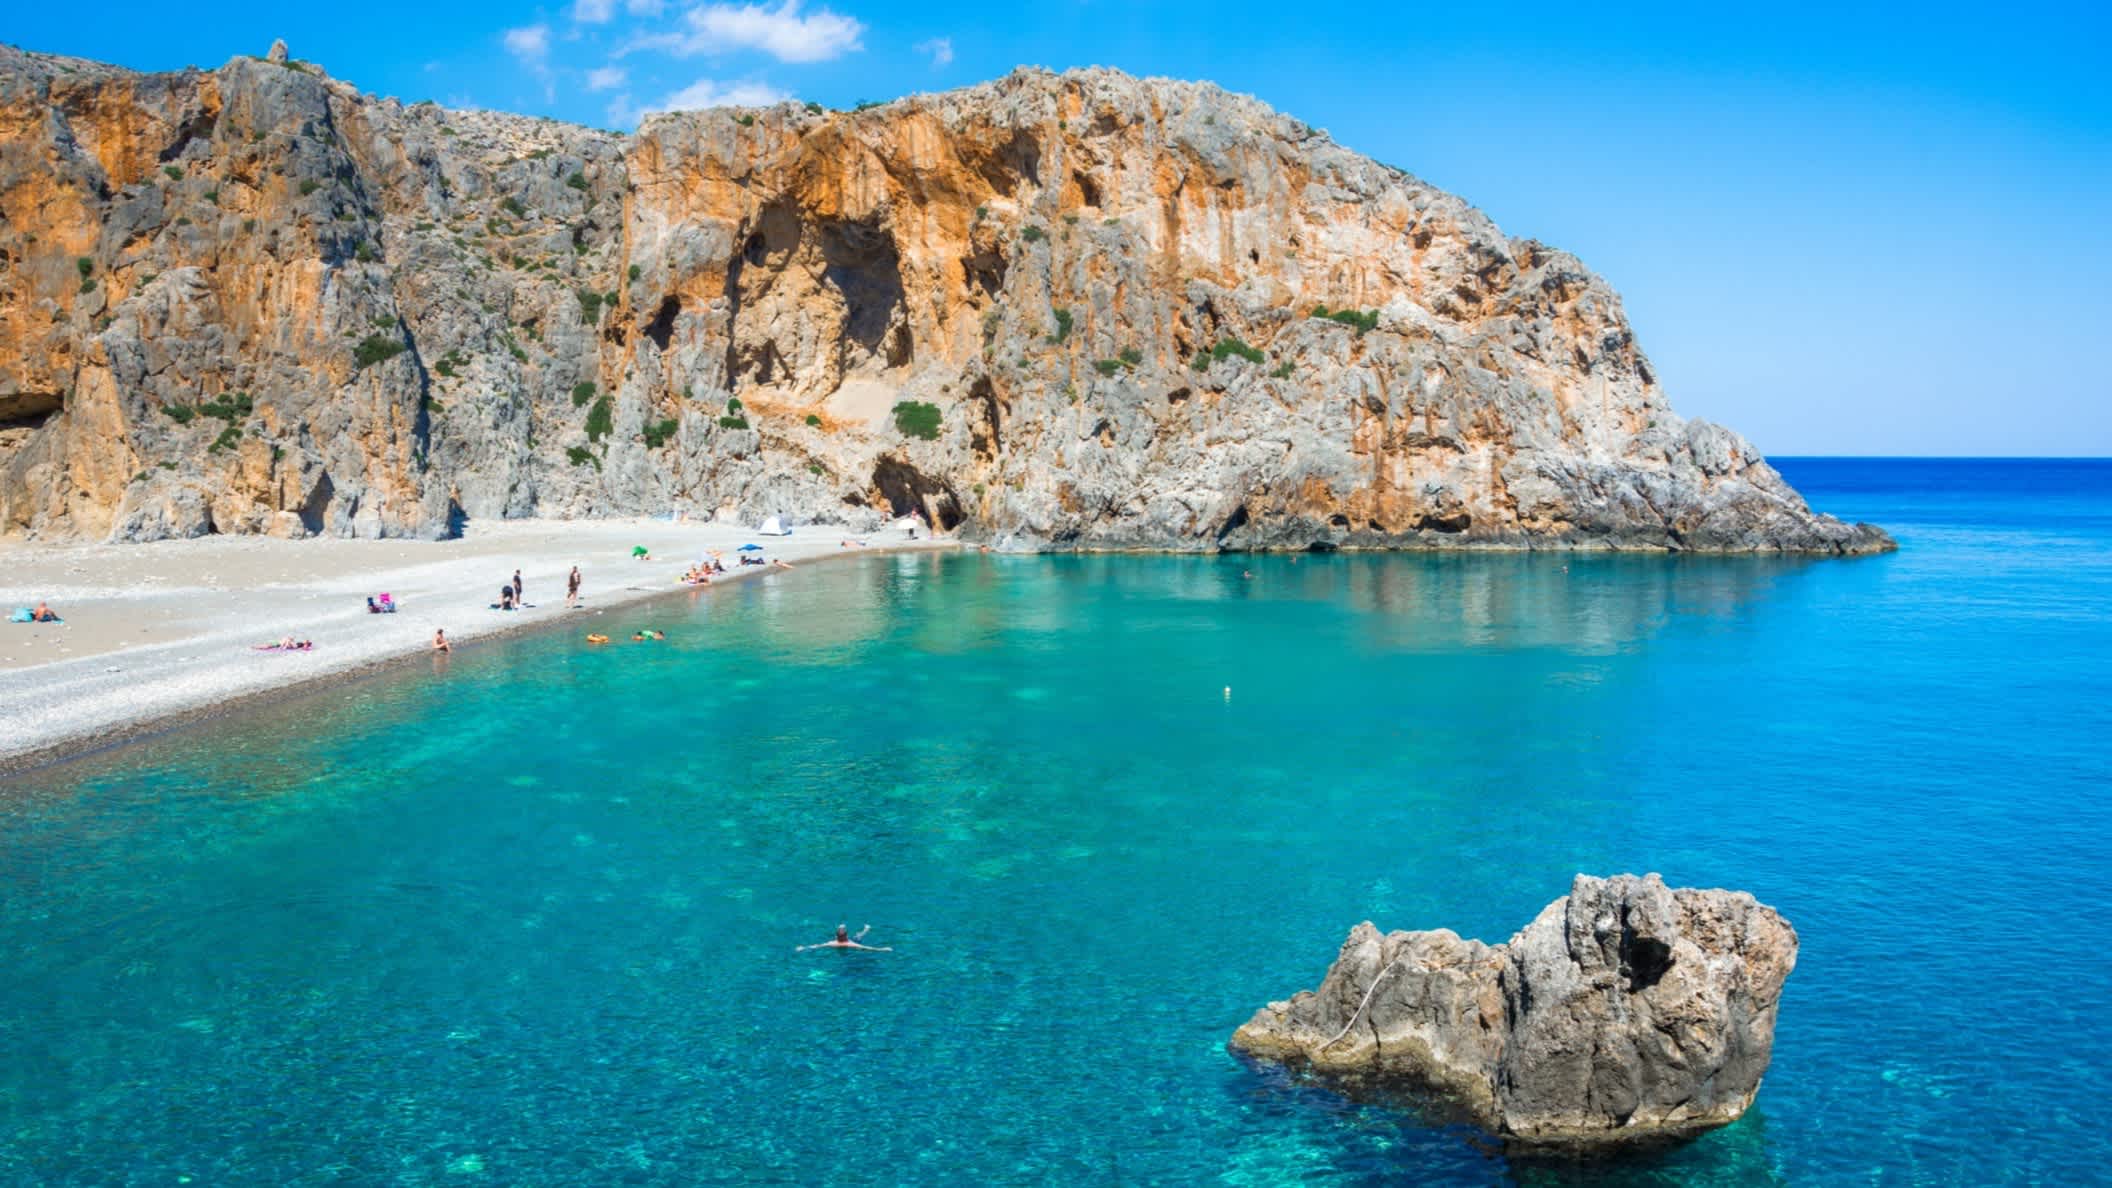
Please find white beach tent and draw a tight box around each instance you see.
[758,515,792,536]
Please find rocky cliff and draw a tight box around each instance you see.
[0,44,1891,551]
[1230,874,1798,1151]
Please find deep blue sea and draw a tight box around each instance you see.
[3,459,2109,1185]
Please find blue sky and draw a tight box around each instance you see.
[10,1,2109,455]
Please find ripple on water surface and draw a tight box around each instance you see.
[2,460,2110,1184]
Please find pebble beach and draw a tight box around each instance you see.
[0,519,952,768]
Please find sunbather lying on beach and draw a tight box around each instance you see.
[254,637,313,652]
[796,924,891,953]
[31,600,59,622]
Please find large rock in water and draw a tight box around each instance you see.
[0,47,1890,551]
[1230,874,1798,1151]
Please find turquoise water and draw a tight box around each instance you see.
[4,459,2109,1184]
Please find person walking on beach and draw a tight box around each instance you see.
[796,924,891,953]
[432,629,451,653]
[566,566,582,608]
[512,569,524,607]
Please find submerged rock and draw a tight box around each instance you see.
[0,47,1889,551]
[1230,873,1797,1151]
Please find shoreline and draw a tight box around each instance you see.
[0,521,957,775]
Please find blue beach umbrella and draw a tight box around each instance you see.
[737,543,764,551]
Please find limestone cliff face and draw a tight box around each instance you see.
[0,46,1891,551]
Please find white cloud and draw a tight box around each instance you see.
[644,1,865,64]
[572,0,618,21]
[914,37,952,68]
[503,24,551,62]
[627,0,665,13]
[647,77,791,112]
[586,65,629,91]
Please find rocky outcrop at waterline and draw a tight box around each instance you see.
[1230,874,1798,1152]
[0,44,1891,552]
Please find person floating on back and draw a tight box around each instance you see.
[797,924,892,953]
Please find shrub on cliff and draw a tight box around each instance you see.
[585,396,614,443]
[1190,338,1266,371]
[1310,305,1380,335]
[572,382,596,407]
[1047,307,1073,344]
[893,401,942,440]
[353,335,405,369]
[642,418,680,448]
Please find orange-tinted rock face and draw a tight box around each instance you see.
[0,48,1888,551]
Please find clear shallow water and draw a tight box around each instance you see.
[3,459,2109,1185]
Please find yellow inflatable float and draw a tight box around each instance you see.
[586,633,610,644]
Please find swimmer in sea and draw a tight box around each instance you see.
[796,924,891,952]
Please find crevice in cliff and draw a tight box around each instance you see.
[967,376,1002,458]
[1216,501,1249,544]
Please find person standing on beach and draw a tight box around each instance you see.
[566,566,582,608]
[512,569,525,607]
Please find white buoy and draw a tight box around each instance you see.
[1223,686,1232,701]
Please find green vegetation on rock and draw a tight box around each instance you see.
[353,335,405,369]
[1310,305,1380,335]
[892,400,942,440]
[1190,337,1266,371]
[584,396,614,443]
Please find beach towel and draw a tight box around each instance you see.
[8,608,30,623]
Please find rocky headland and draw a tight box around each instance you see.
[0,44,1890,552]
[1230,874,1798,1152]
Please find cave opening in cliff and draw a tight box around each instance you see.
[964,246,1007,302]
[644,296,680,352]
[1072,170,1101,209]
[820,220,909,373]
[872,457,962,530]
[971,129,1042,194]
[1216,502,1249,543]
